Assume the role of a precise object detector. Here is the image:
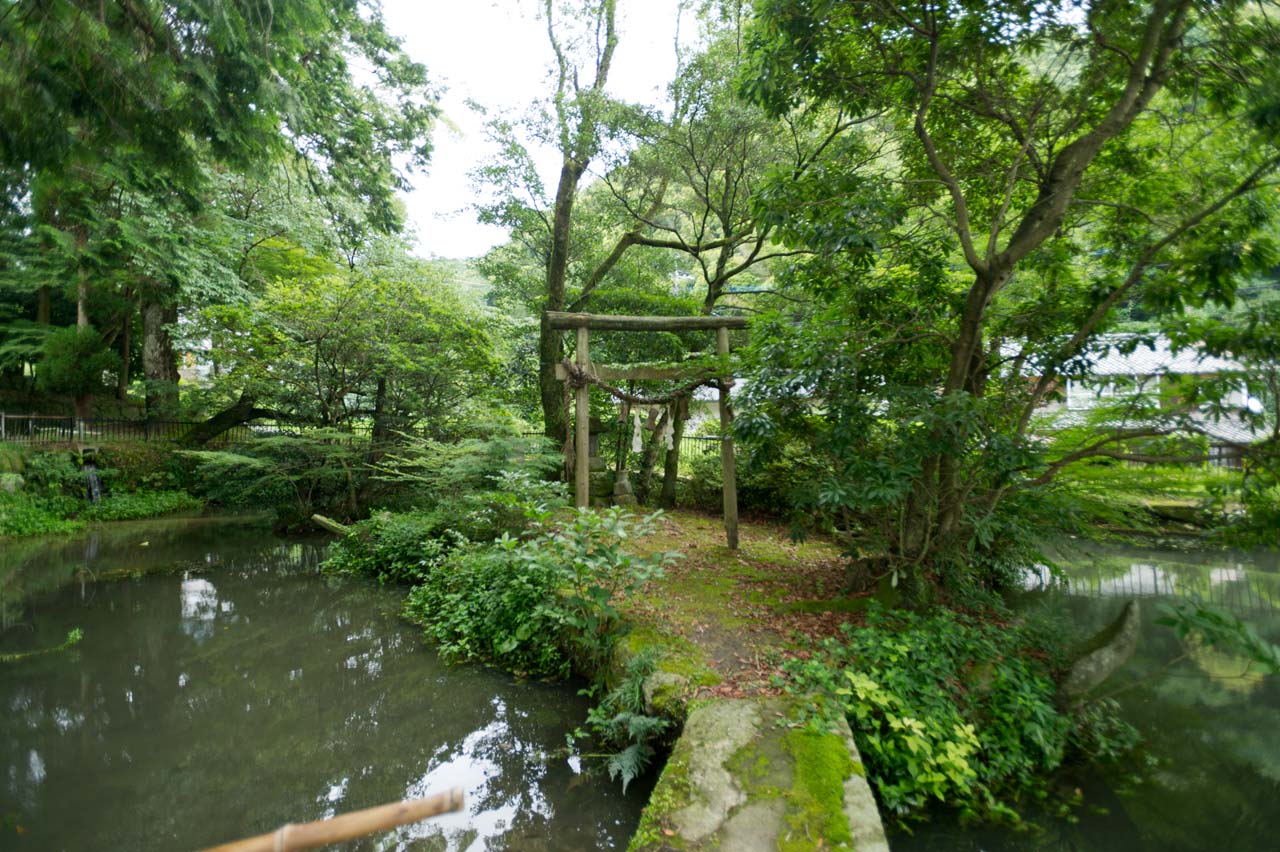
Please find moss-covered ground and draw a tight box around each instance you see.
[618,510,870,702]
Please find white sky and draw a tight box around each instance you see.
[381,0,689,259]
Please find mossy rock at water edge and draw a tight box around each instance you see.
[627,697,889,852]
[0,445,24,474]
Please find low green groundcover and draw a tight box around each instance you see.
[786,604,1135,825]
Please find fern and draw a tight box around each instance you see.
[581,650,672,792]
[606,743,649,793]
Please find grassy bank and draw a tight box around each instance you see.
[0,442,204,538]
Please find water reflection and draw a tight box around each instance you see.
[895,540,1280,852]
[0,518,645,851]
[1025,540,1280,615]
[180,577,219,642]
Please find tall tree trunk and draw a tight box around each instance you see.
[371,376,389,443]
[358,376,391,510]
[74,223,90,331]
[540,161,584,442]
[142,300,179,417]
[635,407,671,505]
[659,396,688,508]
[897,271,1000,586]
[36,286,51,324]
[536,0,619,441]
[539,313,566,442]
[76,274,89,330]
[116,309,132,401]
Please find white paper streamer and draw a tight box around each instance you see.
[631,410,644,453]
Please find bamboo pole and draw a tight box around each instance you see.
[575,325,591,508]
[197,789,464,852]
[716,326,738,550]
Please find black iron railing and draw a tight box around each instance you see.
[0,413,727,477]
[0,413,376,446]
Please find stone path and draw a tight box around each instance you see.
[627,697,889,852]
[615,511,891,850]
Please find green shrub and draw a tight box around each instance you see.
[35,326,120,403]
[324,511,460,585]
[180,434,360,525]
[449,470,568,542]
[0,442,23,474]
[1206,466,1280,548]
[96,443,181,491]
[373,421,562,505]
[678,446,723,511]
[0,486,203,535]
[786,605,1099,825]
[323,470,567,584]
[404,508,676,678]
[80,490,204,522]
[1052,462,1237,532]
[394,506,677,789]
[547,508,676,673]
[0,492,83,537]
[679,435,820,518]
[405,534,570,676]
[22,451,84,496]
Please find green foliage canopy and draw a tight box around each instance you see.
[736,0,1280,597]
[196,251,501,436]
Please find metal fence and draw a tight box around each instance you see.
[0,413,341,446]
[589,426,723,473]
[679,435,723,467]
[0,413,727,472]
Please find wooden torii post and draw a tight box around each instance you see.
[547,311,747,549]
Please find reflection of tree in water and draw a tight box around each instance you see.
[1030,540,1280,617]
[900,545,1280,852]
[1073,566,1280,851]
[0,518,289,631]
[0,523,638,852]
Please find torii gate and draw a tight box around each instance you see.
[547,310,748,549]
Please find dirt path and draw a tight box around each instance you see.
[625,510,870,698]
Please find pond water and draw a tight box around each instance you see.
[0,517,647,851]
[894,538,1280,852]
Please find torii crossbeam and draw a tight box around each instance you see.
[546,311,748,549]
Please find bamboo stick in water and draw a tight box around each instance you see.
[197,788,465,852]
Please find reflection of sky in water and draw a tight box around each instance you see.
[0,520,638,852]
[179,576,218,643]
[348,698,559,852]
[1210,566,1247,585]
[318,777,350,819]
[1026,556,1275,614]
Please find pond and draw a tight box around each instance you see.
[0,517,648,851]
[894,538,1280,852]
